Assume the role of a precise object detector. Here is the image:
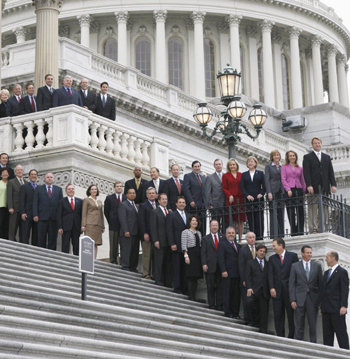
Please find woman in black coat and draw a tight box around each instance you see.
[0,89,10,118]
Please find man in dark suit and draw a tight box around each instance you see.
[139,187,158,279]
[20,169,38,245]
[124,166,147,205]
[303,137,337,233]
[104,181,126,264]
[0,153,15,180]
[7,165,26,242]
[238,231,256,324]
[268,238,298,338]
[166,196,188,293]
[79,78,96,112]
[246,244,270,333]
[218,226,241,318]
[7,83,22,116]
[36,73,55,111]
[183,160,207,233]
[321,251,349,349]
[201,219,223,310]
[20,83,37,114]
[118,188,140,271]
[150,193,171,286]
[57,184,82,255]
[52,75,83,107]
[289,245,323,343]
[143,167,168,201]
[33,172,63,250]
[166,163,183,211]
[94,81,116,121]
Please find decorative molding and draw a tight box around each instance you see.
[153,9,167,22]
[59,25,70,37]
[311,35,322,47]
[246,25,258,38]
[260,19,274,32]
[289,26,302,39]
[336,54,347,66]
[227,14,242,27]
[191,11,206,25]
[32,0,62,11]
[90,21,100,34]
[327,44,338,57]
[13,26,26,41]
[271,31,282,43]
[73,171,114,194]
[137,25,148,35]
[105,26,115,37]
[115,10,129,24]
[216,20,228,34]
[77,14,91,27]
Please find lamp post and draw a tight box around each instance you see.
[193,64,267,159]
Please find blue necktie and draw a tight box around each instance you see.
[327,269,332,281]
[102,95,106,107]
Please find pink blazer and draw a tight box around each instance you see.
[281,164,306,192]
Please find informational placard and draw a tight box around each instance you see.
[79,235,94,274]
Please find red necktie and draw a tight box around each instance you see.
[17,96,21,103]
[67,88,72,96]
[280,255,283,264]
[164,208,168,216]
[232,241,237,252]
[30,96,36,112]
[70,197,74,210]
[197,174,202,187]
[48,186,52,198]
[118,195,121,204]
[175,178,181,194]
[214,234,218,250]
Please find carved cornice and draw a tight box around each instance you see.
[115,10,129,24]
[191,11,206,25]
[153,9,167,22]
[77,14,91,27]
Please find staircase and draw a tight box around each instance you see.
[0,239,348,359]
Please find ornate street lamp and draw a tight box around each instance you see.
[194,64,267,158]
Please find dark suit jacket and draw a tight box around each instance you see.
[32,184,63,221]
[52,87,83,107]
[7,96,22,116]
[139,200,157,239]
[150,206,169,247]
[94,94,116,121]
[240,170,266,199]
[37,86,54,111]
[218,239,241,278]
[264,163,284,195]
[104,193,126,231]
[321,265,349,313]
[57,197,83,232]
[183,172,207,208]
[268,251,298,298]
[80,90,96,112]
[7,177,25,212]
[19,182,37,217]
[201,233,223,273]
[166,177,183,211]
[118,200,139,237]
[20,95,37,114]
[166,210,188,252]
[289,260,323,306]
[0,102,9,117]
[303,151,336,195]
[246,258,270,298]
[238,244,256,284]
[143,179,168,201]
[124,178,147,205]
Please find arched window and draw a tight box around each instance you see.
[281,54,290,109]
[204,39,216,97]
[135,37,151,76]
[104,38,118,62]
[168,37,183,90]
[258,47,264,102]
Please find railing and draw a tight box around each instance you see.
[324,144,350,161]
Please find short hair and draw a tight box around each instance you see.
[0,168,9,176]
[214,159,223,165]
[158,193,168,200]
[226,158,239,172]
[273,238,285,249]
[146,186,156,195]
[301,245,312,253]
[284,150,299,166]
[210,219,219,225]
[45,74,53,80]
[113,181,122,187]
[191,160,201,168]
[226,226,236,233]
[100,81,109,88]
[187,215,200,229]
[170,163,179,170]
[63,75,72,81]
[65,183,74,190]
[150,167,160,173]
[256,244,267,252]
[0,89,10,97]
[176,195,186,203]
[126,188,136,194]
[0,153,9,158]
[269,150,281,162]
[26,82,34,90]
[14,164,23,170]
[328,251,339,261]
[13,83,21,90]
[311,137,322,144]
[86,184,99,197]
[28,169,38,176]
[246,156,258,168]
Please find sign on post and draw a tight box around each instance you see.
[79,235,94,300]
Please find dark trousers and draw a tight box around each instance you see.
[153,245,172,285]
[0,207,9,239]
[268,191,285,239]
[187,277,198,301]
[205,270,222,309]
[294,295,318,342]
[62,228,80,255]
[247,290,269,333]
[245,199,264,240]
[286,188,304,236]
[272,289,295,338]
[120,235,139,271]
[21,217,38,246]
[109,230,121,264]
[172,251,186,292]
[322,312,349,349]
[241,282,249,322]
[222,277,240,317]
[38,220,57,250]
[8,211,21,241]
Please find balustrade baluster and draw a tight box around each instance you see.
[113,130,122,158]
[24,121,35,150]
[105,128,115,155]
[89,122,99,150]
[141,140,150,166]
[127,136,136,162]
[35,119,46,149]
[46,118,53,147]
[120,133,129,159]
[98,125,107,152]
[134,139,143,165]
[13,123,24,152]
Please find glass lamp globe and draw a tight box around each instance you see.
[227,97,247,119]
[193,102,213,125]
[248,104,267,127]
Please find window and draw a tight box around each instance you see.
[281,54,290,109]
[168,37,183,89]
[104,38,118,62]
[204,39,216,97]
[258,47,264,102]
[135,37,151,76]
[300,61,306,107]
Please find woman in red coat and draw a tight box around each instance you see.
[222,158,246,241]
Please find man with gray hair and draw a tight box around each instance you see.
[52,75,83,107]
[79,78,96,112]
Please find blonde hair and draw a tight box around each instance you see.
[269,150,281,162]
[246,156,258,168]
[311,137,322,144]
[226,158,239,172]
[0,89,10,103]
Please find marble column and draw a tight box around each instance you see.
[337,55,349,107]
[191,11,206,99]
[327,45,339,103]
[0,0,2,87]
[115,11,128,66]
[305,50,314,107]
[272,32,283,110]
[14,27,26,43]
[33,0,62,88]
[260,20,275,107]
[217,22,230,70]
[153,10,167,83]
[289,27,303,108]
[77,14,90,48]
[227,15,242,72]
[311,36,324,105]
[247,26,259,100]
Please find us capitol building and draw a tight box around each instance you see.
[1,0,350,260]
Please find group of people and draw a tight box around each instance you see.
[0,75,116,121]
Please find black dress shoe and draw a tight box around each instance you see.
[224,313,233,318]
[174,289,182,294]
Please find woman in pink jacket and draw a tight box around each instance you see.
[281,151,306,236]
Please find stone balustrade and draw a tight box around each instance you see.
[324,144,350,161]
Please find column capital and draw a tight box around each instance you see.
[33,0,62,11]
[115,10,129,24]
[77,14,91,26]
[289,26,302,39]
[191,10,206,24]
[337,54,347,66]
[227,14,242,26]
[13,26,26,38]
[327,45,338,57]
[260,19,274,32]
[311,35,322,47]
[153,9,167,22]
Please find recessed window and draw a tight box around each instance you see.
[168,37,183,89]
